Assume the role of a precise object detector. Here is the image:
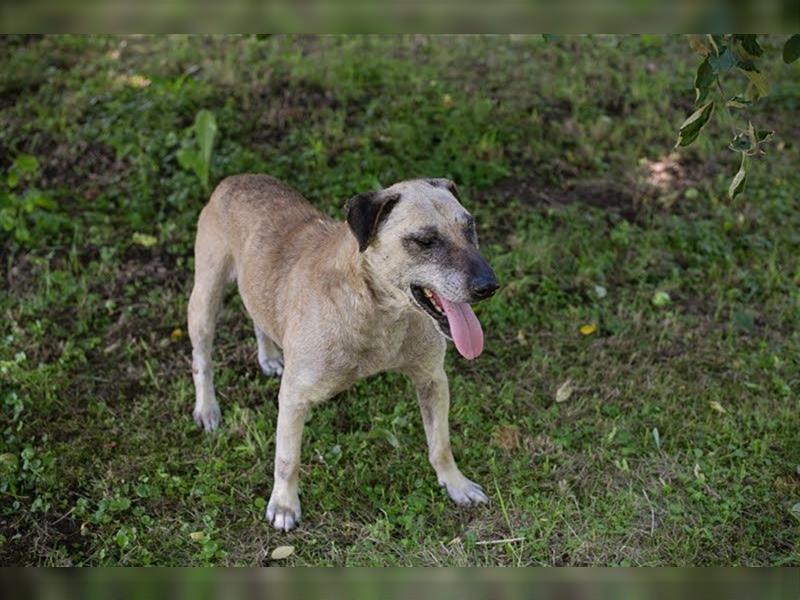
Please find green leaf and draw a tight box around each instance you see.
[7,171,19,189]
[728,132,753,153]
[675,101,714,147]
[756,129,774,144]
[15,223,30,242]
[28,192,56,211]
[694,57,715,104]
[728,155,747,200]
[12,154,39,176]
[740,68,769,100]
[783,34,800,64]
[176,147,198,172]
[194,109,217,187]
[0,193,12,211]
[0,208,16,231]
[726,95,751,109]
[735,34,763,57]
[709,47,736,73]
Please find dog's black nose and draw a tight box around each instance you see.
[470,274,499,300]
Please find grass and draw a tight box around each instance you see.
[1,34,799,566]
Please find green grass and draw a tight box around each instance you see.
[1,35,799,566]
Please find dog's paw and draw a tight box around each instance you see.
[258,356,284,377]
[266,493,301,532]
[441,474,489,507]
[193,403,221,432]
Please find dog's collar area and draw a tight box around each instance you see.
[410,285,452,339]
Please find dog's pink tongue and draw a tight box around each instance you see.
[435,294,484,360]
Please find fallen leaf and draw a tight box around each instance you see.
[693,463,705,482]
[652,291,671,307]
[127,74,151,88]
[555,379,574,403]
[271,545,295,560]
[189,531,205,542]
[516,329,527,345]
[579,323,597,336]
[441,93,454,108]
[709,400,727,414]
[132,232,157,248]
[170,328,183,342]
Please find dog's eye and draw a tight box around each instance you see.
[412,234,439,248]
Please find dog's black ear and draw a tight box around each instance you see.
[426,178,459,200]
[345,191,401,252]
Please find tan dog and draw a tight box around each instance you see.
[188,175,499,531]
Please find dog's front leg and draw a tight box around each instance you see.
[267,382,310,532]
[414,368,488,506]
[267,365,330,531]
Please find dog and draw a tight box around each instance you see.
[188,175,499,531]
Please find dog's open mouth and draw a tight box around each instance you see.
[410,285,484,360]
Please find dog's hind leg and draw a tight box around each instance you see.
[255,325,283,377]
[188,206,232,432]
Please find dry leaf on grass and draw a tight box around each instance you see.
[709,400,727,414]
[271,545,295,560]
[555,379,574,403]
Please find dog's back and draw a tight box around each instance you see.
[207,174,323,248]
[194,174,345,344]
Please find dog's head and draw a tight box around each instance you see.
[345,178,498,359]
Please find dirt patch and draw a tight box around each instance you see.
[4,252,38,294]
[79,246,185,302]
[0,510,90,566]
[248,77,340,148]
[483,151,725,226]
[637,152,722,208]
[486,176,640,221]
[5,129,130,202]
[34,138,129,197]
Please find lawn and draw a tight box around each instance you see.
[1,34,798,566]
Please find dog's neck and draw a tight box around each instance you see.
[334,225,411,315]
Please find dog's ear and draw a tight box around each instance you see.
[426,178,459,199]
[345,191,401,252]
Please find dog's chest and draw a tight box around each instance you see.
[347,311,419,377]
